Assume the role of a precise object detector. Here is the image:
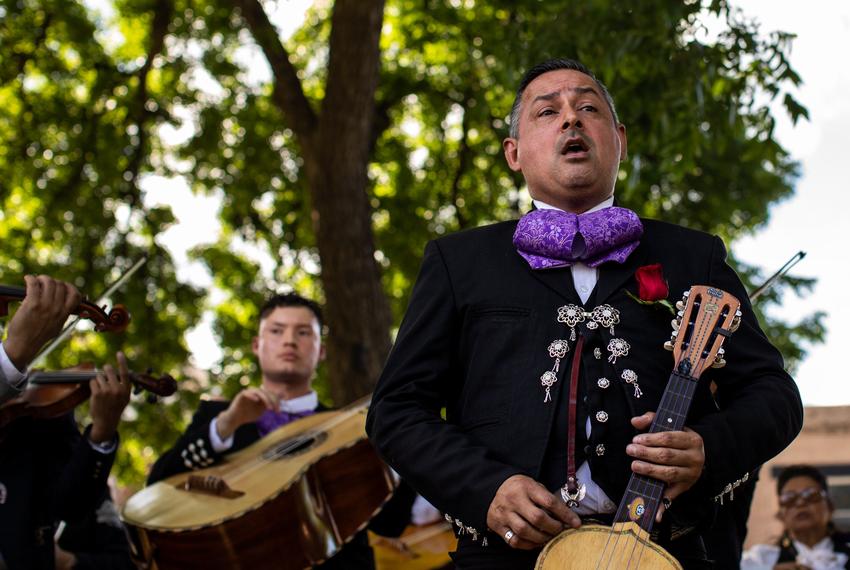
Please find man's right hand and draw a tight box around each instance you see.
[4,275,82,370]
[215,387,280,440]
[486,474,580,550]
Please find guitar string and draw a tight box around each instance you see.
[625,296,728,569]
[211,402,370,482]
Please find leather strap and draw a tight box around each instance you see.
[565,334,584,496]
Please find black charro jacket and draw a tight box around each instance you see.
[366,218,803,546]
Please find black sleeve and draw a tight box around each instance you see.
[367,241,524,534]
[689,236,803,502]
[147,401,230,484]
[52,420,116,524]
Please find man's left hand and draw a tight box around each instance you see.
[627,411,704,521]
[88,351,132,444]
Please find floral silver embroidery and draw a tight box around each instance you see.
[596,444,606,456]
[593,348,602,360]
[621,369,642,398]
[591,304,620,335]
[597,377,610,389]
[557,304,585,341]
[607,338,630,363]
[540,339,569,402]
[595,411,609,423]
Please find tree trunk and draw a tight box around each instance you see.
[311,0,391,405]
[239,0,391,404]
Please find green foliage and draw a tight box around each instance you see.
[0,0,823,486]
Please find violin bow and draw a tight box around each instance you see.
[749,250,806,302]
[29,255,149,368]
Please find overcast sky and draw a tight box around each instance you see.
[730,1,850,405]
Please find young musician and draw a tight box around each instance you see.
[149,293,388,569]
[366,58,803,569]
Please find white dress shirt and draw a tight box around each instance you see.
[209,390,319,452]
[531,196,617,514]
[742,537,849,570]
[0,342,27,389]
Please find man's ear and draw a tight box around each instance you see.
[617,124,628,161]
[251,336,260,357]
[503,137,521,172]
[319,343,327,362]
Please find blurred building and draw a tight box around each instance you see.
[745,405,850,548]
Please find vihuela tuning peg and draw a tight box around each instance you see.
[671,319,680,331]
[712,357,727,369]
[663,340,674,351]
[675,300,685,311]
[729,309,742,332]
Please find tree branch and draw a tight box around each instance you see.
[235,0,319,148]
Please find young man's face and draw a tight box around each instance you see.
[503,69,627,213]
[252,306,324,387]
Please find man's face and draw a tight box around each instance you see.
[252,306,324,387]
[778,475,832,538]
[503,69,627,213]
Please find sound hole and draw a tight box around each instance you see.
[262,430,327,460]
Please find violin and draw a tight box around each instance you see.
[0,284,130,333]
[0,368,177,434]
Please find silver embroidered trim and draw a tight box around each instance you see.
[621,369,642,398]
[713,472,750,505]
[445,514,487,546]
[607,338,630,363]
[540,339,569,402]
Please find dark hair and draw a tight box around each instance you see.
[777,464,829,495]
[259,292,324,331]
[508,58,619,139]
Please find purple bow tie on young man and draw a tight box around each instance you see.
[256,408,316,437]
[513,207,643,270]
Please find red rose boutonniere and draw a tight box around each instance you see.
[626,263,675,315]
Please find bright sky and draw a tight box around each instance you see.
[133,1,850,405]
[730,1,850,405]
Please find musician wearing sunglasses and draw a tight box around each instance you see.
[742,465,850,570]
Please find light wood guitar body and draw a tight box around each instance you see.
[121,406,396,570]
[535,523,682,569]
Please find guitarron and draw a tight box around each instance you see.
[122,401,396,570]
[535,285,741,570]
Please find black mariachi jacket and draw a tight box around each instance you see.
[366,218,803,542]
[0,415,116,570]
[148,399,329,484]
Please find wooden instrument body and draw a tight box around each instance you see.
[121,408,396,570]
[535,523,682,570]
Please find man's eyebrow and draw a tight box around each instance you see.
[530,86,600,106]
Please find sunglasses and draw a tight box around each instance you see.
[778,487,827,508]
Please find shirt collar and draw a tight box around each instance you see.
[532,195,615,214]
[280,391,319,414]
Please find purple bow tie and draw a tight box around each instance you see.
[513,207,643,270]
[256,408,316,437]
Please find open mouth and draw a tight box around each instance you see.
[561,137,590,155]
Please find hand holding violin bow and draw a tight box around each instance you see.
[2,275,83,371]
